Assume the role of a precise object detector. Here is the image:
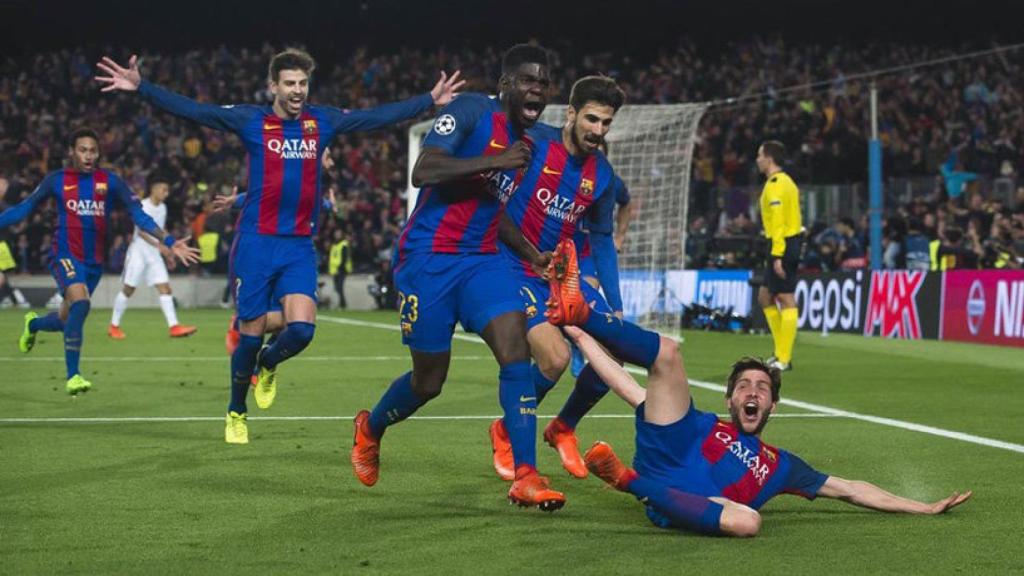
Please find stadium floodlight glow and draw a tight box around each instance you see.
[407,101,708,336]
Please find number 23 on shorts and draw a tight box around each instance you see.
[398,291,419,335]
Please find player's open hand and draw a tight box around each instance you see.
[430,70,465,107]
[170,236,202,266]
[495,141,531,170]
[96,55,142,92]
[212,187,239,214]
[924,490,972,514]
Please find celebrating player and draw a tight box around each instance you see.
[489,76,628,480]
[3,127,200,394]
[96,49,463,443]
[350,44,566,510]
[565,321,971,536]
[108,173,197,340]
[756,140,802,371]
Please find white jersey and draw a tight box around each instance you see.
[129,199,167,256]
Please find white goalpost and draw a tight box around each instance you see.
[407,102,708,336]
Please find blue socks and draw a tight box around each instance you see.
[628,475,724,535]
[368,371,427,439]
[229,334,262,414]
[581,313,661,368]
[557,363,609,429]
[30,312,64,333]
[258,321,315,371]
[532,363,557,405]
[498,361,536,469]
[63,300,90,379]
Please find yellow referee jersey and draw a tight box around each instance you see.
[759,171,803,257]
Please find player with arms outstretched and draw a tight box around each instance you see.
[96,49,462,443]
[3,128,199,393]
[490,76,628,480]
[554,273,971,536]
[350,44,566,510]
[108,173,197,340]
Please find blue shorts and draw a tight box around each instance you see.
[232,233,318,321]
[394,252,524,353]
[517,273,613,331]
[49,255,102,295]
[578,255,597,281]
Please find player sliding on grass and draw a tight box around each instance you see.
[2,128,200,394]
[547,250,971,536]
[350,44,568,510]
[489,76,629,481]
[97,49,462,444]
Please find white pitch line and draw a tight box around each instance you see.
[319,315,1024,455]
[0,413,839,424]
[0,355,487,362]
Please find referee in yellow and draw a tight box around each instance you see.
[756,141,802,371]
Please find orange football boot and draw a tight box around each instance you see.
[489,418,515,481]
[351,410,381,487]
[584,441,637,491]
[107,325,126,340]
[545,239,590,326]
[507,465,566,512]
[543,418,588,478]
[169,324,197,338]
[225,314,240,355]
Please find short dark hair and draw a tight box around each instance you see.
[760,140,786,165]
[268,48,316,83]
[944,226,964,244]
[148,172,171,189]
[501,43,550,75]
[569,75,626,112]
[67,127,100,149]
[838,216,856,230]
[725,356,781,403]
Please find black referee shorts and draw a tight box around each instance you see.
[763,235,803,295]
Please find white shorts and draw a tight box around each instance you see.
[122,245,169,287]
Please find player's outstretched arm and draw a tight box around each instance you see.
[96,55,249,133]
[564,326,646,408]
[0,177,53,229]
[331,71,463,135]
[817,476,972,514]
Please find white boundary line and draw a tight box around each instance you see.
[0,355,487,362]
[318,315,1024,455]
[0,413,839,424]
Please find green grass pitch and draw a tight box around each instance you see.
[1,308,1022,574]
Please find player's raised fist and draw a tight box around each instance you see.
[430,70,466,107]
[95,55,142,92]
[494,140,531,170]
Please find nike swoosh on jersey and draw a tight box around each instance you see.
[264,123,278,130]
[542,166,562,176]
[519,395,537,402]
[64,185,77,191]
[489,139,507,149]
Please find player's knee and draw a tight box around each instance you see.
[122,286,135,297]
[289,322,316,348]
[654,336,680,370]
[412,370,446,400]
[536,344,570,379]
[720,506,761,538]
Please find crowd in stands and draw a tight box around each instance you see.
[2,38,1022,285]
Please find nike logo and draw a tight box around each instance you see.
[542,166,562,176]
[63,185,77,191]
[519,395,537,403]
[489,139,506,149]
[264,123,278,130]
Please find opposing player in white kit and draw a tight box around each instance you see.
[108,175,197,339]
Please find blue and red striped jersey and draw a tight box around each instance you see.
[395,94,522,265]
[139,81,433,237]
[634,402,828,510]
[0,169,161,266]
[500,123,616,277]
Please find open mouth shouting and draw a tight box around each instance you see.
[522,100,544,123]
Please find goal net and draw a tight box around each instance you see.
[407,102,707,336]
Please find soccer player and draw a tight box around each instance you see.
[96,49,462,443]
[108,173,197,339]
[563,322,971,537]
[350,44,565,510]
[2,127,200,394]
[755,141,802,371]
[489,76,628,481]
